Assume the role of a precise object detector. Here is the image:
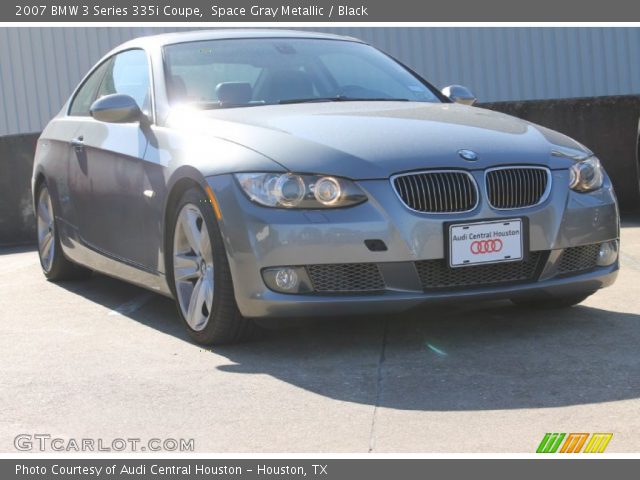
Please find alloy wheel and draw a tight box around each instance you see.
[36,187,55,272]
[173,204,214,331]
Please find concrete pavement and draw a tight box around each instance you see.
[1,220,640,453]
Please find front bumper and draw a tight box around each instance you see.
[206,170,619,318]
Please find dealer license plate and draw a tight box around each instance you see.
[449,219,524,268]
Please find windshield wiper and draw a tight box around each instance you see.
[187,100,268,110]
[279,96,410,105]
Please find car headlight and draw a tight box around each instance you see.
[234,173,367,208]
[569,157,604,192]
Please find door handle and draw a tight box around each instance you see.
[71,136,84,150]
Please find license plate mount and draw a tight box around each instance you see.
[447,219,526,268]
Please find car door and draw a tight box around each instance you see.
[70,49,163,272]
[63,57,113,251]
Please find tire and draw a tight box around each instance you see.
[36,182,92,281]
[168,186,257,345]
[510,292,594,309]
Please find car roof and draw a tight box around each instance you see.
[115,29,364,51]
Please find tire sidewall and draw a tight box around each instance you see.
[36,183,60,277]
[168,187,232,342]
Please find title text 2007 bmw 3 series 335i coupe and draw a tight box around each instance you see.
[33,30,619,344]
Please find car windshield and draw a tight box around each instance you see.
[163,38,442,108]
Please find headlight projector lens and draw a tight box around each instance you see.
[274,175,306,207]
[314,177,342,205]
[569,157,604,192]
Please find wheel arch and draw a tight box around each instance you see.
[162,171,209,289]
[32,171,46,205]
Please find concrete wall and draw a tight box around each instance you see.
[0,133,38,245]
[2,27,640,136]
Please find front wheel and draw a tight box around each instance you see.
[510,292,594,309]
[169,187,256,345]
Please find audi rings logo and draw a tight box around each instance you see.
[470,239,503,254]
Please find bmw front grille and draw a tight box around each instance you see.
[392,166,551,213]
[485,166,550,209]
[392,170,478,213]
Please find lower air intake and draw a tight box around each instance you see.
[306,263,385,294]
[415,252,545,291]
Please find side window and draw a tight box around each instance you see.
[68,59,112,116]
[96,49,151,114]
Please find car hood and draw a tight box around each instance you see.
[167,102,591,179]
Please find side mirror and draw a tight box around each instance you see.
[90,94,142,123]
[441,85,477,106]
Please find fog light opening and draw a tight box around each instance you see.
[596,240,619,266]
[262,266,313,294]
[274,268,299,291]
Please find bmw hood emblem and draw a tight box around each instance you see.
[458,149,478,161]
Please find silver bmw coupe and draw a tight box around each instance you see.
[33,30,619,344]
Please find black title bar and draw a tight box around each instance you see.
[4,459,640,480]
[3,0,640,22]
